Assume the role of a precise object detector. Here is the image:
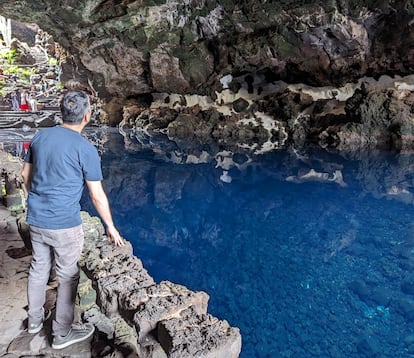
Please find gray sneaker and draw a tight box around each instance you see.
[27,308,52,334]
[52,323,95,350]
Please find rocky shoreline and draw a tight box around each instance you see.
[0,150,241,358]
[78,211,241,358]
[121,73,414,156]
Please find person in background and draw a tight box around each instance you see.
[23,141,30,155]
[29,73,36,87]
[20,89,30,111]
[21,90,125,350]
[29,86,38,112]
[11,91,19,111]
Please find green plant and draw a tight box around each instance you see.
[0,48,17,65]
[3,65,35,83]
[47,56,57,66]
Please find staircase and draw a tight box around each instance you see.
[0,111,61,129]
[29,46,48,65]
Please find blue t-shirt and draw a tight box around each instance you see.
[24,126,103,229]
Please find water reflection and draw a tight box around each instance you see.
[3,128,414,357]
[94,130,414,357]
[114,128,414,207]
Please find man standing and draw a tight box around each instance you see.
[21,90,124,350]
[11,90,19,111]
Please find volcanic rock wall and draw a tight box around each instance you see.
[78,211,241,358]
[0,0,413,126]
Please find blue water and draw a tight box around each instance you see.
[79,132,414,357]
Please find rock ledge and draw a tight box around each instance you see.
[78,211,242,358]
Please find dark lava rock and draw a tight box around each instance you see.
[349,280,371,302]
[233,152,249,165]
[401,275,414,295]
[356,335,380,357]
[370,287,393,307]
[232,98,249,113]
[394,298,414,322]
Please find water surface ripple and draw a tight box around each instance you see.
[77,132,414,357]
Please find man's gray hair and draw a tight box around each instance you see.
[60,90,91,123]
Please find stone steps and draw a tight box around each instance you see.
[30,46,48,65]
[0,111,61,129]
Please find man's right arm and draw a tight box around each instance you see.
[86,180,125,247]
[21,162,32,192]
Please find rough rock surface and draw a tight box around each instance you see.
[79,211,242,358]
[0,0,413,128]
[132,281,209,341]
[158,307,241,358]
[119,75,414,153]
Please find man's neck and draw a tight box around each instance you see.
[61,122,85,133]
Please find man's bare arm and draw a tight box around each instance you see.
[86,180,125,246]
[21,162,32,192]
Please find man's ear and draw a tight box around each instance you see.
[83,111,91,123]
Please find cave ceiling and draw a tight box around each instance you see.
[0,0,413,122]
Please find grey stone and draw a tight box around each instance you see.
[133,281,209,342]
[81,211,105,240]
[96,271,155,317]
[137,335,168,358]
[7,329,93,357]
[113,318,139,357]
[84,305,116,339]
[16,213,31,250]
[157,308,242,358]
[232,98,249,113]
